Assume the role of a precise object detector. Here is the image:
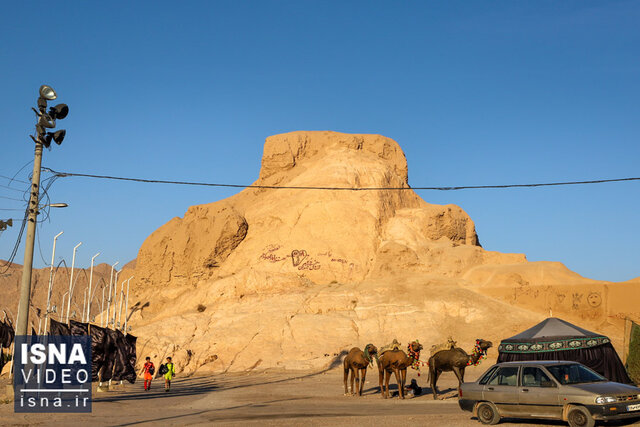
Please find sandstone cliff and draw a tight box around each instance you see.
[124,131,562,374]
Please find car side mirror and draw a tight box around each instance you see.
[541,380,557,388]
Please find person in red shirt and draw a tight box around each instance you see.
[139,357,155,391]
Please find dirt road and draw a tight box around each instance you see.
[1,367,639,426]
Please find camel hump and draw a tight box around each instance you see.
[379,339,402,355]
[429,338,457,357]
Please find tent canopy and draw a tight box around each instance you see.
[497,317,632,384]
[504,317,601,342]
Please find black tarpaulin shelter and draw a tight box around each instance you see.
[69,320,89,336]
[112,330,137,384]
[125,334,138,384]
[49,319,71,335]
[497,317,632,384]
[90,325,108,381]
[100,328,118,382]
[0,320,15,347]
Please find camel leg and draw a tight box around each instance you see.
[379,367,385,398]
[359,368,367,396]
[460,367,466,383]
[452,366,464,392]
[431,369,442,400]
[393,369,403,399]
[401,369,407,397]
[350,368,356,395]
[429,364,437,400]
[354,368,359,396]
[384,370,391,399]
[344,367,349,395]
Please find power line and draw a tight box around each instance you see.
[0,183,26,193]
[0,195,27,202]
[0,174,30,185]
[42,167,640,191]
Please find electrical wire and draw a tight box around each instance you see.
[0,166,58,272]
[42,167,640,191]
[0,195,26,202]
[0,183,26,193]
[0,208,28,273]
[0,174,30,185]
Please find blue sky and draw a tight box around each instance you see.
[1,1,638,281]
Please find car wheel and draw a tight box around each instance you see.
[567,405,595,427]
[476,402,500,425]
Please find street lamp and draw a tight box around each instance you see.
[15,84,69,340]
[112,269,122,326]
[123,276,133,332]
[59,291,69,321]
[105,261,118,327]
[86,252,100,322]
[66,242,82,324]
[101,287,105,327]
[41,203,68,209]
[44,231,63,334]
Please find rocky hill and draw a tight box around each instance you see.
[122,131,640,374]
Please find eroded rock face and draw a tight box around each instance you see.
[136,203,248,288]
[134,131,495,289]
[126,131,636,375]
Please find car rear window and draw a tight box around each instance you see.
[488,367,519,386]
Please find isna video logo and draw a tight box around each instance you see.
[14,335,92,413]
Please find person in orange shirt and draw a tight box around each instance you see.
[139,356,155,391]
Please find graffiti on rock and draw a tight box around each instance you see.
[291,249,309,267]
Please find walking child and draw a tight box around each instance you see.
[164,356,175,392]
[139,357,155,391]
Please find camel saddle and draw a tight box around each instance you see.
[379,339,402,355]
[429,337,457,357]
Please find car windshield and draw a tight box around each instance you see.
[546,364,606,384]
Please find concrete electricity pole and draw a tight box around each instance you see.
[14,142,44,338]
[14,84,69,338]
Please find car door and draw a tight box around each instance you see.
[483,366,520,416]
[517,366,563,418]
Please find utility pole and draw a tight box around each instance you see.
[15,84,68,339]
[15,142,44,338]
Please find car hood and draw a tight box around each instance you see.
[568,382,640,395]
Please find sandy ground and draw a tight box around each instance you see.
[1,367,639,426]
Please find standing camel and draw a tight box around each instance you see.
[343,344,378,396]
[377,340,423,399]
[428,338,492,400]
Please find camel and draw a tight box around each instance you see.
[428,338,493,400]
[343,344,378,396]
[377,340,423,399]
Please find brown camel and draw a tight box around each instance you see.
[428,338,493,399]
[377,340,423,399]
[343,344,378,396]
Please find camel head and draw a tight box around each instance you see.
[364,343,378,357]
[409,340,423,353]
[476,339,493,352]
[364,343,378,365]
